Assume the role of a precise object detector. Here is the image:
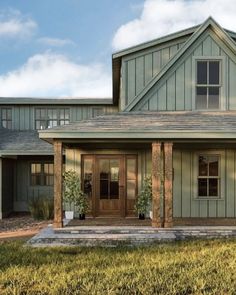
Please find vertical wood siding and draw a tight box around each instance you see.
[0,105,118,131]
[173,149,236,218]
[121,38,187,109]
[14,158,53,211]
[135,30,236,111]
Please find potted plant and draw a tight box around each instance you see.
[74,182,89,220]
[135,176,152,219]
[63,170,88,220]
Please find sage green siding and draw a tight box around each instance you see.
[14,157,53,212]
[173,149,236,218]
[135,29,236,111]
[0,105,118,131]
[120,37,188,110]
[2,159,14,216]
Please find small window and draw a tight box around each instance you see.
[1,108,12,129]
[31,163,54,186]
[35,108,70,129]
[196,60,220,110]
[198,155,220,197]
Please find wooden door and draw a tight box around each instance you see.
[96,156,124,216]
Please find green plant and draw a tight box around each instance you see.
[135,176,152,215]
[63,170,89,214]
[28,197,54,220]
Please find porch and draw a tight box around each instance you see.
[38,111,236,229]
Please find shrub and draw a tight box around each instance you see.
[28,197,54,220]
[135,176,152,215]
[63,170,89,214]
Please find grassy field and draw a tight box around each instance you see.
[0,239,236,294]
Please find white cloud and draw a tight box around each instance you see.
[0,9,37,38]
[37,37,75,47]
[0,53,111,97]
[112,0,236,51]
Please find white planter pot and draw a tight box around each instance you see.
[149,211,153,220]
[65,211,74,220]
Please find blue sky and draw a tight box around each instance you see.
[0,0,235,98]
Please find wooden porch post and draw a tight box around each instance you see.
[54,140,63,228]
[164,142,173,228]
[0,158,2,220]
[152,142,162,227]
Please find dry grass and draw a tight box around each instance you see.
[0,239,236,294]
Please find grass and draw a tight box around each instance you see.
[0,239,236,294]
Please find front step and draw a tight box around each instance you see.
[27,225,236,247]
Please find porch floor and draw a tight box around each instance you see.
[28,222,236,247]
[66,217,151,227]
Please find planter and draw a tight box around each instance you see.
[149,211,153,220]
[65,211,74,220]
[79,213,85,220]
[138,213,145,220]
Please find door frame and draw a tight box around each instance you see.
[81,154,138,217]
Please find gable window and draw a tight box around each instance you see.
[198,155,220,197]
[31,163,54,186]
[196,60,220,109]
[1,108,12,129]
[35,108,70,130]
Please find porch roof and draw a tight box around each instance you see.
[0,129,53,155]
[39,111,236,142]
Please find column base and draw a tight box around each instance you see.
[53,221,63,228]
[152,220,162,228]
[164,221,173,228]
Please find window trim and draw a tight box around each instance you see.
[192,56,225,111]
[30,162,54,187]
[34,108,70,130]
[1,107,12,129]
[193,150,225,200]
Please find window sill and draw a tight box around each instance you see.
[194,197,224,201]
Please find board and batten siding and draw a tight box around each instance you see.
[120,37,188,110]
[173,149,236,218]
[135,29,236,111]
[14,157,53,212]
[0,105,118,131]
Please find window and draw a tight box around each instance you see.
[196,60,220,109]
[35,108,70,130]
[198,155,220,197]
[31,163,54,186]
[1,108,12,129]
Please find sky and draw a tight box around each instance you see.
[0,0,236,98]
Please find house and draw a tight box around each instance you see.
[1,17,236,228]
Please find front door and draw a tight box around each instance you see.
[82,154,138,217]
[96,156,123,216]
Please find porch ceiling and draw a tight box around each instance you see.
[39,111,236,143]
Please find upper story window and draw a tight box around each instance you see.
[35,108,70,130]
[196,60,220,110]
[1,108,12,129]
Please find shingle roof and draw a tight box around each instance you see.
[39,111,236,140]
[0,129,53,155]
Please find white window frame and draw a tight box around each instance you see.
[193,150,225,200]
[192,56,225,111]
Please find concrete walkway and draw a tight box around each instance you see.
[27,223,236,247]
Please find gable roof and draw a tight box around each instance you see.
[122,17,236,111]
[39,111,236,142]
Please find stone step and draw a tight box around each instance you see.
[27,225,236,247]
